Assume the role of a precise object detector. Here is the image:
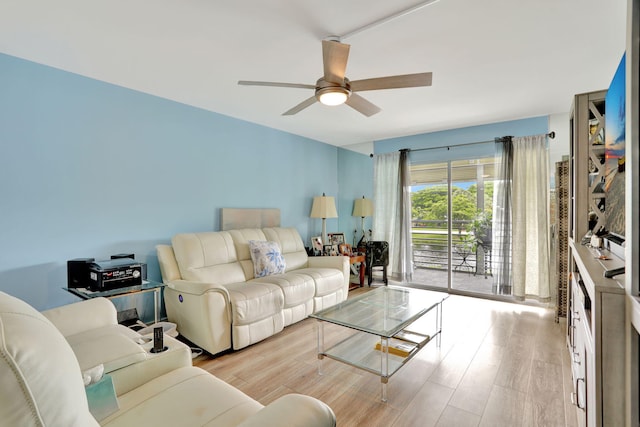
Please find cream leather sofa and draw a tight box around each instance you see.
[157,227,349,356]
[41,295,192,396]
[0,291,336,426]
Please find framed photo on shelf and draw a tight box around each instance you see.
[311,236,323,255]
[328,232,345,246]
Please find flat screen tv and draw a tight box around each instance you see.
[604,53,626,239]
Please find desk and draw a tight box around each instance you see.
[348,254,366,289]
[65,280,166,324]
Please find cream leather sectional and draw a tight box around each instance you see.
[0,291,336,426]
[157,227,350,356]
[41,296,192,396]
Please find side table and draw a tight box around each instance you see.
[65,280,166,324]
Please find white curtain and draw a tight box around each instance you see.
[373,151,413,282]
[511,135,551,301]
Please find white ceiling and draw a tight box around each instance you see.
[0,0,627,152]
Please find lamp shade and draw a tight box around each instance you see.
[352,197,373,218]
[310,194,338,219]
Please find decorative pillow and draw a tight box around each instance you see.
[248,240,286,278]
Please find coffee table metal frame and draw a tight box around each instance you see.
[311,286,447,402]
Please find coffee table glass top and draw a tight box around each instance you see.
[311,286,447,338]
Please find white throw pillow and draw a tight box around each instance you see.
[248,240,286,277]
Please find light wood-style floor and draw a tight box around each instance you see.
[193,287,577,427]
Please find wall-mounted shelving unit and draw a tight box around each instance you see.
[569,90,607,242]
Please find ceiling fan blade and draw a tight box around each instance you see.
[238,80,315,90]
[350,72,432,92]
[282,96,318,116]
[345,93,381,117]
[322,40,350,83]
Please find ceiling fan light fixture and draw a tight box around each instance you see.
[317,87,350,106]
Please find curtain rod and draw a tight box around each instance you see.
[369,131,555,157]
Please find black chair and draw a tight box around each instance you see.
[366,241,389,286]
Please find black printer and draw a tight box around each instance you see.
[88,258,144,291]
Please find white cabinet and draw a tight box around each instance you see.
[567,241,625,426]
[569,271,593,427]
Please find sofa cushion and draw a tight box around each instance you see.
[100,367,263,426]
[294,267,345,297]
[248,240,286,277]
[172,232,248,285]
[156,244,181,282]
[228,228,268,278]
[65,323,140,342]
[0,292,100,427]
[262,227,309,270]
[224,281,284,326]
[68,332,147,374]
[42,296,118,337]
[250,273,315,308]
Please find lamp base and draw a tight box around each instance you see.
[358,217,367,248]
[357,234,366,250]
[322,218,327,251]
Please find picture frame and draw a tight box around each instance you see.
[328,232,345,246]
[339,243,352,256]
[311,236,323,255]
[323,244,339,256]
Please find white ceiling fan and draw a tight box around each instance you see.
[238,38,432,117]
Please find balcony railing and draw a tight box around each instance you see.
[412,219,480,273]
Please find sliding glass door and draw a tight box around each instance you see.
[411,157,498,296]
[411,162,449,290]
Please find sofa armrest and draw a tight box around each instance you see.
[167,279,232,321]
[237,394,336,427]
[308,256,350,290]
[307,255,349,271]
[167,279,230,298]
[164,280,233,355]
[42,297,117,337]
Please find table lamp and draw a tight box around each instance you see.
[352,196,373,245]
[310,193,338,246]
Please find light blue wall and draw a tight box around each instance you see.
[374,116,549,162]
[0,53,362,315]
[0,52,549,317]
[337,148,373,247]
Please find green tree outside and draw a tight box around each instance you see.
[411,182,493,224]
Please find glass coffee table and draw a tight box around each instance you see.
[310,286,448,402]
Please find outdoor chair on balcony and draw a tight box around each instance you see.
[453,243,474,274]
[366,241,389,286]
